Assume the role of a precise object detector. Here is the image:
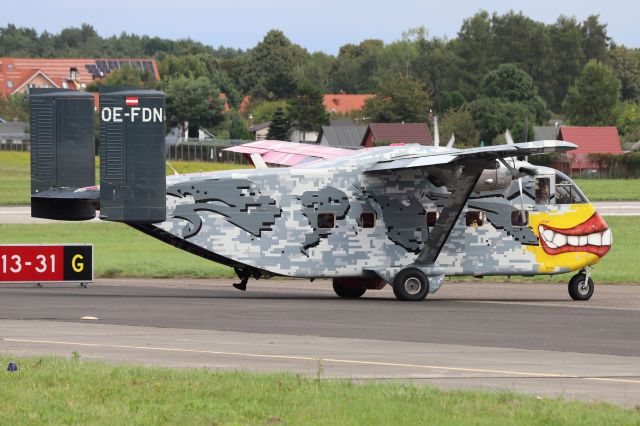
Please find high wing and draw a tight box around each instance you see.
[364,140,577,266]
[224,140,356,167]
[365,140,576,172]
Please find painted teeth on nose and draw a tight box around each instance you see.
[567,236,579,246]
[602,229,612,246]
[578,235,588,246]
[542,229,554,242]
[588,232,602,246]
[552,233,567,247]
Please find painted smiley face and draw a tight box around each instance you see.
[538,212,611,258]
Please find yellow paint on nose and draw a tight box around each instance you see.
[526,204,602,274]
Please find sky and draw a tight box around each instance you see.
[3,0,639,54]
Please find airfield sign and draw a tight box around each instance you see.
[0,244,93,284]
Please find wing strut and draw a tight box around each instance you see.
[416,161,487,264]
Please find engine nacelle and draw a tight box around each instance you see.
[473,159,537,192]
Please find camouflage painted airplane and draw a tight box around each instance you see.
[30,88,611,301]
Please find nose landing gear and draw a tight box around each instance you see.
[568,268,594,301]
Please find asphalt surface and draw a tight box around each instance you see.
[1,201,638,224]
[2,279,640,407]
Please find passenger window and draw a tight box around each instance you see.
[317,213,335,229]
[535,178,550,204]
[426,211,439,227]
[466,211,485,227]
[511,210,528,226]
[555,174,586,204]
[360,212,375,228]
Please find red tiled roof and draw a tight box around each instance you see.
[0,57,160,96]
[365,123,433,146]
[558,126,622,154]
[219,93,230,112]
[324,94,374,114]
[239,95,251,114]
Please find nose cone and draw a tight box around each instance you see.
[538,212,611,258]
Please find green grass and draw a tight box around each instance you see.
[1,356,638,425]
[574,179,640,201]
[0,152,31,205]
[0,152,249,205]
[0,217,637,283]
[0,222,233,278]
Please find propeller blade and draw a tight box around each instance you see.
[505,129,514,145]
[433,116,440,147]
[518,177,526,224]
[446,134,455,148]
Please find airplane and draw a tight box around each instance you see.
[29,88,611,301]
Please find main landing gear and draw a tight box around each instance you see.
[568,268,594,301]
[392,268,430,301]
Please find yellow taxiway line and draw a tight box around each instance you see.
[3,337,640,385]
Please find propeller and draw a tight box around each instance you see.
[505,129,527,223]
[505,128,515,145]
[446,134,456,148]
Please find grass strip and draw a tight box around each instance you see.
[1,355,638,425]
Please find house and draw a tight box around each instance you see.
[249,121,272,141]
[317,120,367,148]
[323,94,374,114]
[557,126,623,172]
[362,123,433,147]
[0,58,160,96]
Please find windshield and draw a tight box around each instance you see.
[555,171,588,204]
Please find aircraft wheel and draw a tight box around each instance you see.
[332,281,366,299]
[568,273,594,301]
[392,268,429,301]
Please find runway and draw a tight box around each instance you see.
[1,279,640,407]
[1,201,638,224]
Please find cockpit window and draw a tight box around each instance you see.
[555,173,587,204]
[535,178,550,204]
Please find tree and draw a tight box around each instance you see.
[608,46,640,103]
[435,91,465,115]
[548,16,586,110]
[0,93,29,122]
[164,76,225,136]
[480,64,549,122]
[563,60,621,126]
[250,100,289,124]
[582,15,609,63]
[287,82,329,139]
[87,65,157,91]
[228,113,252,140]
[438,108,480,147]
[448,11,494,100]
[246,30,306,99]
[468,97,535,143]
[363,75,431,123]
[267,107,291,140]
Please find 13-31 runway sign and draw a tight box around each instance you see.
[0,245,93,283]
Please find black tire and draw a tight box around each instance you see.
[392,268,429,301]
[568,273,594,301]
[332,281,366,299]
